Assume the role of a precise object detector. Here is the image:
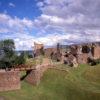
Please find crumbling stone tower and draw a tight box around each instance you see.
[34,42,44,57]
[76,44,91,64]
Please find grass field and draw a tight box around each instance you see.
[0,64,100,100]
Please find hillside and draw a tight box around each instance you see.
[0,64,100,100]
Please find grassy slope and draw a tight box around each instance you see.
[0,64,100,100]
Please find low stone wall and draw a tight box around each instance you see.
[25,64,52,85]
[0,70,20,91]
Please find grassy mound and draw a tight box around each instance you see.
[83,65,100,84]
[0,64,100,100]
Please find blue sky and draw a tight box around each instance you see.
[0,0,100,50]
[0,0,41,19]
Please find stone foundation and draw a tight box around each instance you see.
[0,70,20,91]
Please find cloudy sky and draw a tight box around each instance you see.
[0,0,100,50]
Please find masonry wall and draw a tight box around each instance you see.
[0,70,20,91]
[25,58,52,85]
[93,46,100,59]
[77,53,88,64]
[25,65,52,85]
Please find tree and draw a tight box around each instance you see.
[14,52,26,65]
[0,39,15,69]
[0,39,27,69]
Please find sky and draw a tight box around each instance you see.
[0,0,100,50]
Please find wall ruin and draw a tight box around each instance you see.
[93,46,100,59]
[77,53,89,64]
[34,42,44,57]
[0,70,20,91]
[25,58,52,85]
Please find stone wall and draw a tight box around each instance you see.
[77,53,88,64]
[93,46,100,59]
[44,48,57,57]
[25,65,52,85]
[0,70,20,91]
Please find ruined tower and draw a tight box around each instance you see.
[34,42,44,57]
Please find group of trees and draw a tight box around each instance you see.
[0,39,26,69]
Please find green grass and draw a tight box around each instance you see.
[0,64,100,100]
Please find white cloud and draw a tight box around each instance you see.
[34,0,100,43]
[37,2,44,7]
[9,2,15,7]
[0,13,33,33]
[1,0,100,50]
[0,13,34,50]
[36,0,100,29]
